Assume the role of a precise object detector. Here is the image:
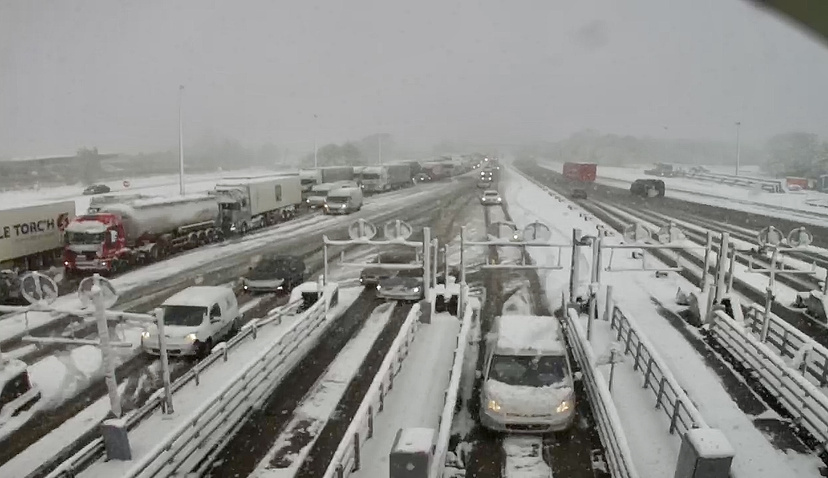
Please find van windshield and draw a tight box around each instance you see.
[327,196,349,204]
[489,354,568,387]
[163,305,207,327]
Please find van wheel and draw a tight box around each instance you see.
[230,318,241,335]
[197,338,213,359]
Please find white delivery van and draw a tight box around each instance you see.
[479,315,576,433]
[324,186,363,214]
[141,286,241,358]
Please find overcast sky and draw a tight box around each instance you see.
[2,0,828,158]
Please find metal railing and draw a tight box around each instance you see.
[563,306,639,478]
[742,303,828,388]
[324,303,423,478]
[431,285,474,478]
[709,309,828,450]
[682,171,784,193]
[46,288,333,478]
[609,306,707,435]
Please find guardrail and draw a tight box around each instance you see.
[563,306,639,478]
[742,303,828,388]
[682,171,784,193]
[323,302,423,478]
[609,306,707,435]
[709,309,828,450]
[46,285,337,478]
[431,285,474,478]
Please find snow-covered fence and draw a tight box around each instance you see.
[430,288,475,478]
[323,303,423,478]
[742,303,828,388]
[682,171,784,193]
[564,307,640,478]
[46,285,336,478]
[609,306,708,435]
[709,309,828,450]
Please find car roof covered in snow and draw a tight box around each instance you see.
[493,315,565,356]
[0,357,28,389]
[162,286,233,307]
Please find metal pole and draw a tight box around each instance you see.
[93,275,122,418]
[603,285,614,321]
[154,307,174,414]
[735,121,741,177]
[323,239,329,286]
[587,283,596,341]
[608,350,617,392]
[178,85,185,196]
[423,227,431,293]
[432,240,438,288]
[715,232,730,302]
[760,247,778,342]
[701,231,713,288]
[443,246,449,286]
[569,228,582,303]
[459,226,466,317]
[313,114,318,169]
[727,244,736,294]
[378,135,383,166]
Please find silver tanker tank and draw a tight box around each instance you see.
[98,194,219,244]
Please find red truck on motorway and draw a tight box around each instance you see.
[562,162,597,182]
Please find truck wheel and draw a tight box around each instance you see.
[241,223,249,235]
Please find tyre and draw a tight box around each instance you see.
[196,338,213,359]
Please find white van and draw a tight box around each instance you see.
[479,315,576,433]
[306,180,359,208]
[324,186,363,214]
[141,286,241,358]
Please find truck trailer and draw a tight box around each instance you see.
[360,164,412,193]
[63,194,220,275]
[213,176,302,235]
[562,162,597,182]
[299,166,354,194]
[0,201,75,271]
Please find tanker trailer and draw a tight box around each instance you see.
[63,194,220,275]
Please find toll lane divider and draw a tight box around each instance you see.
[47,285,338,478]
[323,302,423,478]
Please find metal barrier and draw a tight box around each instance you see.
[430,285,474,478]
[709,309,828,450]
[324,303,423,478]
[609,306,707,435]
[563,307,639,478]
[46,286,335,478]
[742,303,828,388]
[683,171,784,193]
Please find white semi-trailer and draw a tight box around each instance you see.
[0,201,75,270]
[63,194,220,275]
[213,175,302,235]
[299,166,354,194]
[360,164,412,193]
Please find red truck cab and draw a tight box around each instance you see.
[63,214,127,274]
[562,162,597,182]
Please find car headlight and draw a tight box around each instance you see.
[556,400,572,414]
[413,286,421,292]
[497,198,502,202]
[487,399,502,412]
[141,330,150,339]
[376,284,382,290]
[185,333,198,343]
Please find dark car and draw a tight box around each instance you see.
[571,188,588,199]
[630,179,666,198]
[377,266,425,302]
[83,184,111,195]
[1,359,41,429]
[360,249,419,286]
[243,255,306,293]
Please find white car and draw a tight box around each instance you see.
[142,286,241,358]
[480,189,502,205]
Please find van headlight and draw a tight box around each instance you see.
[413,286,420,292]
[487,399,502,412]
[141,330,150,339]
[556,400,572,414]
[185,333,198,343]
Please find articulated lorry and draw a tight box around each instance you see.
[299,167,354,196]
[213,176,302,235]
[63,194,220,275]
[359,164,412,193]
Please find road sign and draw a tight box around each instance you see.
[348,219,377,241]
[19,272,59,305]
[383,220,413,240]
[758,226,784,247]
[523,221,552,242]
[78,276,119,309]
[787,226,814,248]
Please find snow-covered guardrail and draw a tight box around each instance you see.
[47,286,337,478]
[683,171,784,193]
[430,286,474,478]
[709,309,828,450]
[323,303,423,478]
[564,307,639,478]
[742,304,828,388]
[609,306,707,435]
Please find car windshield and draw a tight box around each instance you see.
[362,173,380,180]
[163,305,207,327]
[485,191,498,196]
[327,195,349,204]
[488,354,568,387]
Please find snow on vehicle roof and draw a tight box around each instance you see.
[0,357,28,389]
[216,175,296,186]
[127,193,215,208]
[162,286,232,307]
[494,315,565,355]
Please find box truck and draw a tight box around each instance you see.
[213,176,302,235]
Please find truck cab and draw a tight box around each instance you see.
[141,286,241,358]
[324,187,363,214]
[63,214,127,275]
[307,180,358,208]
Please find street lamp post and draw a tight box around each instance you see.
[378,134,383,166]
[735,121,741,177]
[313,114,318,169]
[179,85,185,195]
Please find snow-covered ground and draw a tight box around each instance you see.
[348,312,460,478]
[541,161,828,227]
[2,168,284,214]
[501,167,826,477]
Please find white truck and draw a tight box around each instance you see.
[306,180,359,209]
[299,166,354,195]
[213,175,302,235]
[359,164,412,193]
[324,186,363,214]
